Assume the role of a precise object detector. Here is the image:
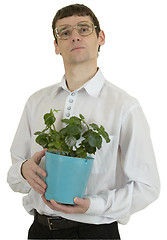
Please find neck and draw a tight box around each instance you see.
[64,62,98,92]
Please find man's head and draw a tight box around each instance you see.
[52,4,105,66]
[52,4,101,47]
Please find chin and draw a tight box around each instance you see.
[70,55,90,64]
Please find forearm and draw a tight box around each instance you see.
[7,155,31,194]
[86,179,160,222]
[7,102,33,193]
[7,150,47,195]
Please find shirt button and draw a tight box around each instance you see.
[69,99,73,103]
[67,106,71,110]
[71,92,75,96]
[66,113,70,117]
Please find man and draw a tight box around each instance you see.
[7,4,160,239]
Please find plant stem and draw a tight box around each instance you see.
[53,124,56,131]
[82,120,89,130]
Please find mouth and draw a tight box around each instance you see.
[71,47,85,52]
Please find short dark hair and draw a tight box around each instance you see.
[52,4,101,51]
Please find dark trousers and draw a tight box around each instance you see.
[28,220,121,239]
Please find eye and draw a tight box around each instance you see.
[80,26,90,32]
[82,27,88,31]
[57,25,72,39]
[60,29,71,37]
[78,24,92,35]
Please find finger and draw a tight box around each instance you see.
[73,197,86,205]
[27,169,47,192]
[73,197,90,213]
[74,197,80,204]
[34,184,45,195]
[34,164,47,178]
[49,199,76,213]
[28,178,46,195]
[41,195,55,210]
[32,172,47,189]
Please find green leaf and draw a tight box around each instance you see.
[62,144,70,153]
[75,133,81,140]
[54,109,60,113]
[76,147,87,158]
[69,116,82,127]
[99,126,110,143]
[90,123,99,131]
[87,134,96,147]
[103,132,110,143]
[59,128,67,136]
[77,151,87,159]
[43,109,56,127]
[47,142,55,147]
[69,150,77,157]
[96,135,102,149]
[55,142,61,149]
[82,130,93,138]
[61,119,70,124]
[88,132,102,148]
[35,133,49,148]
[34,109,111,158]
[48,141,61,149]
[50,132,59,140]
[85,142,96,154]
[44,115,55,127]
[79,114,85,120]
[34,131,42,135]
[99,125,105,132]
[76,146,85,154]
[66,125,81,135]
[65,135,77,147]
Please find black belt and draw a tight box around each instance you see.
[34,210,85,231]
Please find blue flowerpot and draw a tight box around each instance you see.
[45,151,94,204]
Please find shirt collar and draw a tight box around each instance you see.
[83,69,105,97]
[55,68,105,98]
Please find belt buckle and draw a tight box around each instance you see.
[47,217,59,231]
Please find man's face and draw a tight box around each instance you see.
[54,15,105,65]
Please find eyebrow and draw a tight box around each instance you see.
[57,22,92,29]
[58,25,72,30]
[77,23,90,26]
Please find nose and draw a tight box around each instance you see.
[70,29,82,42]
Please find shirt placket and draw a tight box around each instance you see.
[63,91,78,119]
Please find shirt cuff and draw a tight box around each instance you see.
[7,160,31,193]
[85,195,105,215]
[19,160,30,182]
[17,161,31,192]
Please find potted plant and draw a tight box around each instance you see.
[34,109,110,204]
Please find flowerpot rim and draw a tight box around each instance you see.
[46,150,94,161]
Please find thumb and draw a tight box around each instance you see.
[34,149,47,164]
[74,197,85,205]
[74,197,90,212]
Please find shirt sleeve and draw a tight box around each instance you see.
[7,102,32,193]
[85,105,160,223]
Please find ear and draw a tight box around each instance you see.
[54,40,61,55]
[98,30,105,47]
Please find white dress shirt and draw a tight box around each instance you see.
[7,69,160,225]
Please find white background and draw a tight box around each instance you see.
[0,0,167,239]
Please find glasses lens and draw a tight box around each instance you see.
[55,22,94,40]
[57,25,72,40]
[77,22,93,36]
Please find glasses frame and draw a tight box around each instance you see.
[54,21,97,40]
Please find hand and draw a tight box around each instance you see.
[21,149,47,195]
[42,195,90,214]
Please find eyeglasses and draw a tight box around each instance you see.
[54,21,97,40]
